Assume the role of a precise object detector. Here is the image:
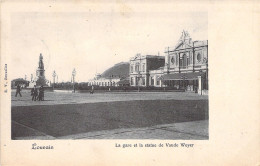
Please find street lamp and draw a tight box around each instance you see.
[181,74,187,91]
[137,71,141,92]
[72,68,76,93]
[52,70,56,91]
[203,57,208,90]
[199,70,203,95]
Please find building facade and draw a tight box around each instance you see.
[88,73,121,87]
[129,31,208,95]
[149,66,164,87]
[161,31,208,94]
[129,54,165,87]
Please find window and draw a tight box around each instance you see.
[151,77,154,86]
[197,53,202,62]
[187,54,190,65]
[171,56,175,65]
[156,77,160,85]
[142,78,145,85]
[190,52,193,64]
[135,64,139,72]
[180,55,183,67]
[130,66,133,73]
[130,77,133,85]
[180,54,188,67]
[183,54,187,67]
[176,54,179,66]
[142,64,145,72]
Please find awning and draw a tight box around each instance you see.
[160,72,205,80]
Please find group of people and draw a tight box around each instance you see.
[15,84,45,101]
[31,85,44,101]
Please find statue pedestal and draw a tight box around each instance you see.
[36,77,47,86]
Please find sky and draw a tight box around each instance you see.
[10,11,207,82]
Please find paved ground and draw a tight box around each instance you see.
[11,89,208,106]
[13,120,208,140]
[11,91,208,140]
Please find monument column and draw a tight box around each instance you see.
[36,53,47,86]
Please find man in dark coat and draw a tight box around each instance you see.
[32,85,38,101]
[38,86,44,101]
[15,84,22,97]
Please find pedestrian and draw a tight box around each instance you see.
[15,84,22,97]
[90,85,94,94]
[195,86,198,93]
[32,85,38,101]
[38,85,44,101]
[31,88,34,96]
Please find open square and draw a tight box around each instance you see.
[12,90,208,139]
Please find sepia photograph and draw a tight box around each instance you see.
[10,11,208,140]
[1,1,260,166]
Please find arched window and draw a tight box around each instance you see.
[135,63,140,72]
[171,56,175,65]
[197,53,202,62]
[183,54,187,67]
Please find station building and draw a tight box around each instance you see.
[129,31,208,95]
[88,30,208,94]
[129,54,165,87]
[161,31,208,94]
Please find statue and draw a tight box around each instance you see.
[29,53,49,87]
[36,53,47,86]
[39,53,44,69]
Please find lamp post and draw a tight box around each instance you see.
[137,71,141,92]
[181,74,187,91]
[52,70,56,91]
[203,57,208,90]
[199,70,203,95]
[72,68,76,93]
[138,54,142,92]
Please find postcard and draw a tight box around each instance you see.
[1,0,259,165]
